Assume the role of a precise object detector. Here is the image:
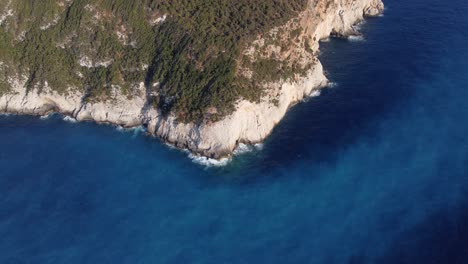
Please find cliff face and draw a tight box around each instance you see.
[0,0,384,159]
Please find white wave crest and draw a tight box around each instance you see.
[188,154,231,167]
[186,142,265,167]
[310,90,321,97]
[348,35,365,42]
[233,143,265,156]
[116,125,146,135]
[303,89,322,102]
[40,114,52,120]
[327,82,338,88]
[233,143,254,155]
[352,21,366,31]
[165,143,178,150]
[63,116,77,123]
[254,143,264,150]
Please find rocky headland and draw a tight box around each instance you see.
[0,0,384,159]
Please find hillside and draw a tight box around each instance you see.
[0,0,384,159]
[0,0,309,122]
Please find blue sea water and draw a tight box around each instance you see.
[1,0,468,263]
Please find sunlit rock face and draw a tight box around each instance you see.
[0,0,383,159]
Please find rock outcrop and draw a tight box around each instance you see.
[0,0,384,159]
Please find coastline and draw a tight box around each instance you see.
[0,0,384,160]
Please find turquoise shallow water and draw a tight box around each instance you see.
[1,0,468,263]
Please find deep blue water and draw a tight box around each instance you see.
[1,0,468,263]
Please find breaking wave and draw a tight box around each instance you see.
[189,143,264,167]
[234,143,264,155]
[188,153,231,167]
[116,125,146,136]
[348,35,365,42]
[40,114,52,120]
[63,116,77,123]
[310,90,321,97]
[352,20,366,31]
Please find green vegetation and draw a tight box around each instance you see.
[0,0,308,122]
[0,26,14,96]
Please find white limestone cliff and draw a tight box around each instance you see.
[0,0,384,159]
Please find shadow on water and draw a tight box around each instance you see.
[1,1,468,263]
[212,1,454,181]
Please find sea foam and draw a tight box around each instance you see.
[40,114,52,120]
[352,21,366,31]
[303,90,322,103]
[116,125,146,136]
[188,153,231,167]
[348,35,365,42]
[233,143,254,155]
[63,116,77,123]
[189,143,264,167]
[234,143,265,155]
[310,90,321,97]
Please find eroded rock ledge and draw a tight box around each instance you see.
[0,0,384,159]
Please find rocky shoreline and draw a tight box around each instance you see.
[0,0,384,160]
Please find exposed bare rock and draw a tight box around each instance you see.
[0,0,384,159]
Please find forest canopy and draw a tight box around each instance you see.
[0,0,308,122]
